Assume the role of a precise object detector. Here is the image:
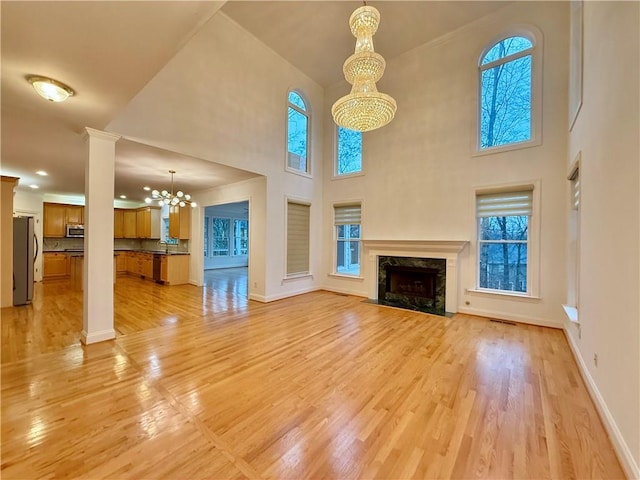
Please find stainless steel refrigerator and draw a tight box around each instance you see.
[13,216,35,306]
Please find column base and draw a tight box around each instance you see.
[80,329,116,345]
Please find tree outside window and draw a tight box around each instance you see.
[212,218,230,256]
[479,36,533,149]
[234,219,248,256]
[287,91,310,173]
[336,127,362,176]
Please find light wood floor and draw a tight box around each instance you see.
[1,274,625,479]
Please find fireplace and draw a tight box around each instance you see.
[378,256,446,316]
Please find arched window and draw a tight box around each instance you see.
[478,33,539,151]
[287,90,310,174]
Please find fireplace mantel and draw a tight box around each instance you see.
[362,240,469,314]
[361,240,468,253]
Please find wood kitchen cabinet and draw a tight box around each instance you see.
[65,205,83,225]
[43,203,67,237]
[169,205,191,239]
[123,210,137,238]
[160,254,190,285]
[43,252,70,279]
[136,207,161,239]
[115,252,128,273]
[114,209,125,239]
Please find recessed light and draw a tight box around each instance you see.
[27,76,75,102]
[35,170,48,176]
[29,184,39,189]
[119,195,127,199]
[143,186,151,191]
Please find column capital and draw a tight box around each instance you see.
[82,127,121,143]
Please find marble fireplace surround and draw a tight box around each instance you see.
[361,240,469,314]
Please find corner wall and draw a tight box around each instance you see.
[565,2,639,476]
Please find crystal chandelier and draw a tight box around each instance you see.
[145,170,197,208]
[331,3,397,132]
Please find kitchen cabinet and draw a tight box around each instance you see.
[123,210,137,238]
[136,207,161,239]
[115,252,127,273]
[160,254,190,285]
[114,209,124,239]
[126,252,153,278]
[169,205,191,239]
[43,203,67,237]
[65,205,84,225]
[43,252,69,279]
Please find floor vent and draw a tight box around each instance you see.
[490,318,517,326]
[334,292,350,297]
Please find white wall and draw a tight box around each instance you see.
[322,2,569,328]
[108,11,324,302]
[565,2,639,476]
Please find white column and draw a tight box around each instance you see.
[81,127,120,345]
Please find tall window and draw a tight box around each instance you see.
[336,127,362,176]
[479,35,534,150]
[212,218,230,256]
[476,188,533,293]
[234,219,249,256]
[287,91,310,174]
[335,204,361,276]
[567,161,581,308]
[286,200,310,276]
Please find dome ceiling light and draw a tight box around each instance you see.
[27,76,75,102]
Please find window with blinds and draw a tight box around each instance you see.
[476,187,533,293]
[335,204,361,276]
[286,201,310,275]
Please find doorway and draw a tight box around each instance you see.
[202,201,249,297]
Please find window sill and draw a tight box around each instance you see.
[328,273,364,280]
[466,288,541,302]
[283,273,313,282]
[472,137,541,157]
[332,171,364,180]
[562,304,579,324]
[285,167,312,179]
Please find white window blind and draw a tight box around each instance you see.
[570,168,580,210]
[286,201,310,275]
[334,204,361,225]
[476,189,533,217]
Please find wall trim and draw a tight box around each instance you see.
[563,327,640,480]
[80,329,116,345]
[457,306,562,329]
[251,286,320,303]
[322,285,367,298]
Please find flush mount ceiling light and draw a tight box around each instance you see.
[27,76,75,102]
[145,170,197,208]
[331,3,397,132]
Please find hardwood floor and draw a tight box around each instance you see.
[1,276,625,479]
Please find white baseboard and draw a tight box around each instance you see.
[321,285,367,298]
[81,328,116,345]
[249,286,320,303]
[563,327,640,480]
[456,306,562,329]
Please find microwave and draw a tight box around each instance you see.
[66,224,84,237]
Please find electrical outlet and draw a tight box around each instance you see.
[465,300,470,306]
[253,281,257,288]
[593,353,598,367]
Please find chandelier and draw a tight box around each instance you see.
[331,3,397,132]
[145,170,197,208]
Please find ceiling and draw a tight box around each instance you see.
[1,1,507,204]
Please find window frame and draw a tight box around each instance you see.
[333,202,363,277]
[286,89,312,177]
[474,26,543,156]
[566,152,581,310]
[285,197,312,278]
[334,126,364,179]
[472,180,541,299]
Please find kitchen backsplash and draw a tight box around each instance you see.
[44,237,190,253]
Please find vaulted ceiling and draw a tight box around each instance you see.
[1,1,507,202]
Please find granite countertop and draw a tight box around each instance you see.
[43,249,190,256]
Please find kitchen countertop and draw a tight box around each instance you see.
[43,249,190,256]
